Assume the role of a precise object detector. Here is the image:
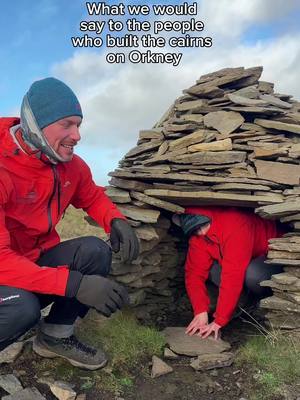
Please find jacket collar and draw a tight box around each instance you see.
[0,117,53,169]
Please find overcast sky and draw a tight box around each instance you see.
[1,0,300,184]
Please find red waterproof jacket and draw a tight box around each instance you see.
[0,117,125,296]
[185,206,281,326]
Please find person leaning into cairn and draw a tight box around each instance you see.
[0,78,139,369]
[173,206,285,339]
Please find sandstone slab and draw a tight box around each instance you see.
[190,352,234,371]
[254,160,300,185]
[188,138,232,153]
[105,187,131,203]
[130,191,184,213]
[204,111,244,135]
[117,205,160,223]
[254,118,300,134]
[151,356,173,378]
[49,381,77,400]
[0,342,24,364]
[0,374,23,395]
[163,327,231,356]
[2,387,46,400]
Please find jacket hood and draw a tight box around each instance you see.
[0,117,51,170]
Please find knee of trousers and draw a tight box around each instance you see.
[77,236,112,276]
[0,290,41,342]
[245,257,283,296]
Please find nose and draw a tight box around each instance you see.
[70,126,81,142]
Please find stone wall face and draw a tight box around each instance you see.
[95,66,300,329]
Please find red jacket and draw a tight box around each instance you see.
[185,206,281,326]
[0,117,125,296]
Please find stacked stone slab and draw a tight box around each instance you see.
[255,203,300,329]
[91,66,300,327]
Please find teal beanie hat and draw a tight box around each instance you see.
[179,214,211,237]
[22,77,83,129]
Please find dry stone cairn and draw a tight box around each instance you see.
[90,66,300,330]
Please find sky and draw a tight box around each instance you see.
[1,0,300,185]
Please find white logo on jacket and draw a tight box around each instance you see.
[0,295,20,303]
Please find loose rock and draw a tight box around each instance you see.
[151,355,173,378]
[0,374,23,395]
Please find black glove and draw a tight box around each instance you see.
[110,218,140,262]
[76,275,129,317]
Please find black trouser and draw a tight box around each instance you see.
[209,255,283,298]
[0,236,112,351]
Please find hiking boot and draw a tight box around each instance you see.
[33,332,107,370]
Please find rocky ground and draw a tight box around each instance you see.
[0,307,298,400]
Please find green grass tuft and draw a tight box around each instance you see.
[236,332,300,399]
[77,310,166,371]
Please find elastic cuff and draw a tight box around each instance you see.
[193,306,209,316]
[213,314,229,327]
[65,270,83,297]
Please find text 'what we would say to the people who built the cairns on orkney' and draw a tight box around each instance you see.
[71,2,213,66]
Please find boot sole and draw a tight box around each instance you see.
[32,338,107,371]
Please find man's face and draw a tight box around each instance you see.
[42,116,82,162]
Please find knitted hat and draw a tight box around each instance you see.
[20,77,83,163]
[21,77,83,129]
[173,213,211,237]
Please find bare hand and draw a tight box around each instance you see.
[200,321,221,340]
[185,312,208,336]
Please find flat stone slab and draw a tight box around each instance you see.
[105,187,131,203]
[164,348,179,359]
[254,118,300,134]
[204,111,244,135]
[49,381,77,400]
[2,387,46,400]
[0,374,23,395]
[0,342,24,364]
[162,327,231,356]
[151,356,173,378]
[190,352,234,371]
[117,205,160,223]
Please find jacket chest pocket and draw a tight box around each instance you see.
[14,179,39,205]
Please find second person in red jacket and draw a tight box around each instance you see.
[173,206,284,339]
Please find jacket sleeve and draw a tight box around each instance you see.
[214,222,254,326]
[0,176,70,296]
[185,237,213,315]
[71,157,126,233]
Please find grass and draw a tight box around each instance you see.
[77,309,166,371]
[75,309,166,393]
[53,205,166,394]
[35,310,165,394]
[56,205,106,241]
[236,330,300,400]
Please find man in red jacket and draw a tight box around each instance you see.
[174,206,283,339]
[0,78,139,369]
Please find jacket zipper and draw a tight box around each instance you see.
[46,165,58,234]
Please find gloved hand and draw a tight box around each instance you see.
[110,218,140,262]
[76,275,129,317]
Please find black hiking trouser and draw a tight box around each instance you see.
[0,236,112,352]
[209,255,283,299]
